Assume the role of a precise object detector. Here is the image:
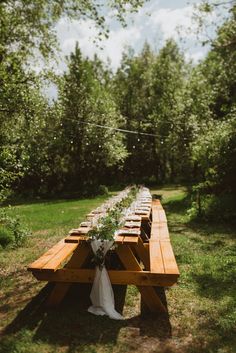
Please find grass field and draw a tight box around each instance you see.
[0,187,235,353]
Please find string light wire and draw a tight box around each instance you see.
[63,117,191,141]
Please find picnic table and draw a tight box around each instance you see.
[28,199,179,314]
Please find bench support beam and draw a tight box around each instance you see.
[46,242,91,306]
[32,268,178,287]
[116,244,167,313]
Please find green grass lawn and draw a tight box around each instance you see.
[6,195,110,232]
[0,187,235,353]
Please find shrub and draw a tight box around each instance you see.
[98,185,109,196]
[0,210,30,248]
[187,193,236,222]
[0,226,14,247]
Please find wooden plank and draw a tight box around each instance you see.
[138,286,167,312]
[122,236,138,244]
[65,242,91,269]
[158,210,167,223]
[46,283,71,307]
[150,224,160,239]
[141,209,151,221]
[158,224,170,240]
[114,235,138,245]
[151,203,160,223]
[64,235,89,243]
[134,236,150,270]
[114,235,125,243]
[116,244,167,313]
[33,269,178,287]
[116,245,142,270]
[151,223,170,241]
[151,200,166,224]
[64,235,80,243]
[152,200,162,207]
[46,242,92,307]
[160,241,180,275]
[152,210,159,223]
[28,239,65,271]
[69,227,91,235]
[42,243,78,271]
[149,240,165,273]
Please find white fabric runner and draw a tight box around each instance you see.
[88,239,124,320]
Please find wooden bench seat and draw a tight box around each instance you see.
[28,197,179,313]
[28,240,78,272]
[149,200,179,276]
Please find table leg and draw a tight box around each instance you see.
[116,244,167,313]
[133,236,150,270]
[46,242,91,307]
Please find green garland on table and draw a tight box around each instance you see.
[87,186,138,267]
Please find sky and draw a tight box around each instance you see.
[45,0,221,98]
[55,0,212,74]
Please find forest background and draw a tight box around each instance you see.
[0,0,236,222]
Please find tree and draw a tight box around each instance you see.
[113,40,190,183]
[189,4,236,195]
[0,0,146,198]
[58,44,127,192]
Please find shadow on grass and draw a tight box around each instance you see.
[164,194,190,213]
[192,270,236,300]
[164,192,236,237]
[1,283,172,352]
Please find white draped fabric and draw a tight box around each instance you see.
[88,239,124,320]
[87,187,152,320]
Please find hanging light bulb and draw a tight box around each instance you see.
[138,138,140,142]
[133,145,136,149]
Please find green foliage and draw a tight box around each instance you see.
[0,225,14,247]
[88,186,138,241]
[98,185,109,196]
[187,193,236,222]
[0,210,30,248]
[88,214,120,242]
[57,44,128,192]
[192,114,236,193]
[0,1,144,199]
[113,40,191,182]
[1,186,235,353]
[0,0,235,223]
[88,186,138,267]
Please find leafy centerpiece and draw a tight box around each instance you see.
[87,186,138,268]
[86,186,138,320]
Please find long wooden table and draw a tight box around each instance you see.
[28,200,179,313]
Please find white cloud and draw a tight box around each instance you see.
[148,6,196,41]
[185,48,208,64]
[56,17,143,71]
[55,1,208,73]
[98,26,142,68]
